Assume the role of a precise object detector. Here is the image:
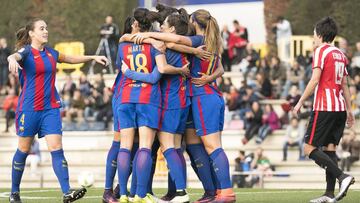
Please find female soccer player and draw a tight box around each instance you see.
[132,9,235,203]
[7,19,108,203]
[115,8,189,203]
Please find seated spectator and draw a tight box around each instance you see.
[26,139,41,176]
[350,42,360,78]
[218,77,232,94]
[282,117,305,161]
[225,86,240,111]
[256,58,270,79]
[354,75,360,92]
[238,86,259,121]
[2,88,18,132]
[286,85,301,107]
[95,87,113,129]
[269,56,287,98]
[349,85,360,118]
[79,74,93,97]
[242,101,263,145]
[254,72,272,99]
[240,43,259,77]
[93,73,106,94]
[64,89,86,129]
[61,74,76,97]
[232,150,252,188]
[282,60,305,98]
[340,130,360,172]
[84,88,104,120]
[249,147,274,186]
[5,73,19,95]
[256,104,281,144]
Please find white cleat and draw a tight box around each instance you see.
[309,195,336,203]
[335,175,355,201]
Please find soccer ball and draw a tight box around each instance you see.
[77,171,95,188]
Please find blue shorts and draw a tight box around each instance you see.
[159,106,190,134]
[117,103,161,130]
[191,94,224,136]
[16,108,62,138]
[112,96,120,132]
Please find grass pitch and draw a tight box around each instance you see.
[0,188,359,203]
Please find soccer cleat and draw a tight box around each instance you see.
[160,192,175,201]
[168,190,190,203]
[335,175,355,201]
[309,195,336,203]
[213,188,236,203]
[193,191,216,203]
[113,184,120,199]
[132,194,157,203]
[9,192,22,203]
[63,188,87,203]
[103,189,119,203]
[128,194,135,202]
[119,195,129,203]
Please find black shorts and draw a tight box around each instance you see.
[304,111,346,147]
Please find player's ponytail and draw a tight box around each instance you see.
[192,9,222,54]
[133,8,161,32]
[15,18,43,50]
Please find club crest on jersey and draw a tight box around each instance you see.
[19,127,24,132]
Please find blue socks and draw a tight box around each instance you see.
[136,148,152,198]
[11,149,28,193]
[147,140,159,194]
[130,142,139,196]
[117,148,131,195]
[209,148,232,189]
[105,141,120,189]
[186,144,216,192]
[163,148,186,190]
[51,149,70,194]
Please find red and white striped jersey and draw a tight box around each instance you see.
[312,43,349,112]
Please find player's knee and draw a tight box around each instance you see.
[18,145,31,153]
[48,143,63,151]
[303,144,315,156]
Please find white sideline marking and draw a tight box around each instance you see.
[1,189,359,200]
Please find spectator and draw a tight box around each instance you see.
[100,15,119,64]
[269,56,287,98]
[2,88,18,132]
[240,44,259,78]
[256,58,270,79]
[350,42,360,78]
[26,139,41,176]
[286,85,301,107]
[0,38,11,92]
[84,88,103,119]
[349,85,360,118]
[229,20,248,64]
[95,87,113,129]
[64,89,86,129]
[221,25,232,71]
[61,74,76,97]
[249,147,274,186]
[93,73,106,94]
[242,101,263,145]
[225,86,240,111]
[238,86,259,120]
[256,104,281,144]
[232,150,252,188]
[340,130,360,172]
[282,117,305,161]
[78,74,93,96]
[254,72,272,99]
[5,73,20,95]
[282,60,305,98]
[273,16,292,61]
[354,75,360,92]
[218,77,232,94]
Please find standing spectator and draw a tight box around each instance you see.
[26,139,41,176]
[256,104,281,144]
[100,15,119,64]
[282,117,305,161]
[0,38,11,92]
[282,60,305,98]
[229,20,248,64]
[269,56,287,98]
[232,150,252,188]
[2,88,18,132]
[255,72,272,99]
[61,74,76,97]
[350,42,360,78]
[221,25,232,71]
[340,130,360,172]
[273,16,292,61]
[242,101,263,145]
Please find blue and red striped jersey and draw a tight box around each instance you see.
[188,35,222,96]
[116,42,162,107]
[161,50,190,110]
[16,45,61,111]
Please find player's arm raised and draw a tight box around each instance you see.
[155,54,190,76]
[120,34,166,53]
[131,32,192,47]
[59,54,109,66]
[293,67,322,114]
[341,76,355,128]
[166,43,212,60]
[7,53,23,73]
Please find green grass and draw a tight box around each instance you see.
[0,188,359,203]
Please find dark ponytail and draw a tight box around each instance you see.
[15,18,43,50]
[133,8,161,32]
